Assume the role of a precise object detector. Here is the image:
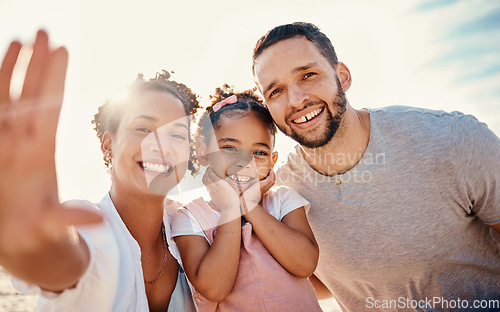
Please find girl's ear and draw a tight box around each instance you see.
[270,151,278,169]
[101,132,113,158]
[194,139,209,166]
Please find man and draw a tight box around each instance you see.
[252,22,500,311]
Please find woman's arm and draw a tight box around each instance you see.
[174,168,242,302]
[0,31,102,292]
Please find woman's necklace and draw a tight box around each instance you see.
[145,221,167,285]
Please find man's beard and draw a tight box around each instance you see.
[280,88,347,149]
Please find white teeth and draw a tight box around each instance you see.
[293,108,323,124]
[142,162,171,173]
[228,175,252,183]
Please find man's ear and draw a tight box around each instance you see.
[101,132,113,158]
[270,151,278,170]
[194,139,209,166]
[336,62,352,92]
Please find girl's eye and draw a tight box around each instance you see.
[221,145,237,152]
[254,150,269,156]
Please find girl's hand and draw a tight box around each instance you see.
[0,31,102,257]
[241,170,275,214]
[202,168,241,220]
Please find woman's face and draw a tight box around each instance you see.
[104,90,191,196]
[199,112,277,194]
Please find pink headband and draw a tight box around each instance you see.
[212,95,237,112]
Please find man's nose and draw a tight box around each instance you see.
[287,83,309,109]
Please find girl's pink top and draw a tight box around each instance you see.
[184,194,322,312]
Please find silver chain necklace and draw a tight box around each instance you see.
[145,222,167,285]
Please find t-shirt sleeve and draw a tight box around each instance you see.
[450,114,500,225]
[171,208,206,238]
[268,186,310,221]
[10,201,120,311]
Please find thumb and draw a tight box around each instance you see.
[58,200,104,227]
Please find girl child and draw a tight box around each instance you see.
[172,85,323,311]
[0,31,197,311]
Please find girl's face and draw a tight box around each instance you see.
[103,90,191,196]
[198,111,278,193]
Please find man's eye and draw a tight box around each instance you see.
[303,72,316,79]
[269,88,281,98]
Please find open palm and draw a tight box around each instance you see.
[0,31,102,256]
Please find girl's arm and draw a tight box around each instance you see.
[240,173,318,278]
[174,168,242,302]
[0,31,103,291]
[244,204,319,278]
[310,274,333,300]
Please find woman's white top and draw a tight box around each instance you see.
[11,193,195,312]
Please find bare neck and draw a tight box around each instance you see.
[300,105,370,176]
[109,182,165,251]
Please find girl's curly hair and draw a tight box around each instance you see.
[92,70,200,175]
[196,84,276,147]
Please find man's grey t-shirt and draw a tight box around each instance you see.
[276,106,500,311]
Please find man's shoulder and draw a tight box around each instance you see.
[370,106,474,140]
[275,146,304,176]
[370,105,466,122]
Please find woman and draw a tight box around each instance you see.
[0,30,198,311]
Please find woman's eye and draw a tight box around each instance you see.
[136,127,151,133]
[171,133,187,140]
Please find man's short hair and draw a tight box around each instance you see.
[252,22,338,74]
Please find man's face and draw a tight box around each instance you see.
[254,37,348,148]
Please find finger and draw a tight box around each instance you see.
[206,167,224,184]
[52,207,104,228]
[202,168,215,187]
[260,170,276,187]
[0,41,22,104]
[20,30,49,101]
[36,47,68,137]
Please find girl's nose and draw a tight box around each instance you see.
[235,149,254,168]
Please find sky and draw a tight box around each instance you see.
[1,0,499,203]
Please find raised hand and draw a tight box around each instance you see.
[202,168,241,222]
[0,31,102,258]
[240,170,275,214]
